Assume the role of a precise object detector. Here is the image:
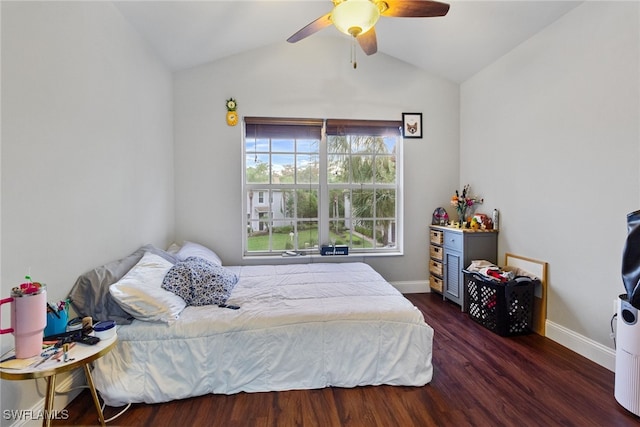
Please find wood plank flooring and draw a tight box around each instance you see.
[55,293,639,426]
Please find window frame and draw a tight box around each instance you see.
[242,117,403,258]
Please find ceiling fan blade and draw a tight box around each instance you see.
[357,27,378,56]
[381,0,450,18]
[287,13,333,43]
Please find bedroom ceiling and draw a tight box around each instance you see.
[113,0,582,83]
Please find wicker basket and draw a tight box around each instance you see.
[430,229,443,245]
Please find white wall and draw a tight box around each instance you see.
[173,36,460,282]
[461,1,639,367]
[1,2,174,423]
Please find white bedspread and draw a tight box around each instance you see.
[92,262,433,406]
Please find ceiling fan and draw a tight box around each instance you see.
[287,0,450,58]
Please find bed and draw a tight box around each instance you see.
[68,243,434,407]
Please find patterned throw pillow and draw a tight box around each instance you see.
[162,257,238,306]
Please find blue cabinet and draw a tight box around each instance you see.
[429,226,498,309]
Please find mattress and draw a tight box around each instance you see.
[92,262,434,406]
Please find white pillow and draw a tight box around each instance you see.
[109,252,186,324]
[176,241,222,266]
[166,242,181,255]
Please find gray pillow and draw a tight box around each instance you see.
[68,245,177,324]
[162,257,238,306]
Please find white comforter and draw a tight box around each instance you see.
[92,262,433,406]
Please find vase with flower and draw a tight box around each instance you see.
[451,184,483,228]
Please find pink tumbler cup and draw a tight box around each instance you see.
[0,284,47,358]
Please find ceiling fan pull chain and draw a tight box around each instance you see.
[351,37,357,69]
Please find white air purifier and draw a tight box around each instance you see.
[615,295,640,416]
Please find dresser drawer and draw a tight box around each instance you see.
[429,244,443,261]
[430,275,443,293]
[429,259,443,277]
[430,229,443,245]
[443,231,463,251]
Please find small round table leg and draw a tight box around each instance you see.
[83,364,106,426]
[43,375,56,427]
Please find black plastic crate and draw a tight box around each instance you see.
[463,271,537,336]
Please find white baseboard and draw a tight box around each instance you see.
[391,280,430,294]
[9,369,87,427]
[545,320,616,372]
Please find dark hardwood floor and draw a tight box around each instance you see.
[57,293,639,426]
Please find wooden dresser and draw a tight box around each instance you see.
[429,225,498,309]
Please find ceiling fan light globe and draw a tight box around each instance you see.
[332,0,381,37]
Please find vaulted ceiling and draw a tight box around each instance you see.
[114,0,582,83]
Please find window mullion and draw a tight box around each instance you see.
[318,122,329,249]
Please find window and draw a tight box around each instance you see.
[325,119,401,252]
[243,117,402,256]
